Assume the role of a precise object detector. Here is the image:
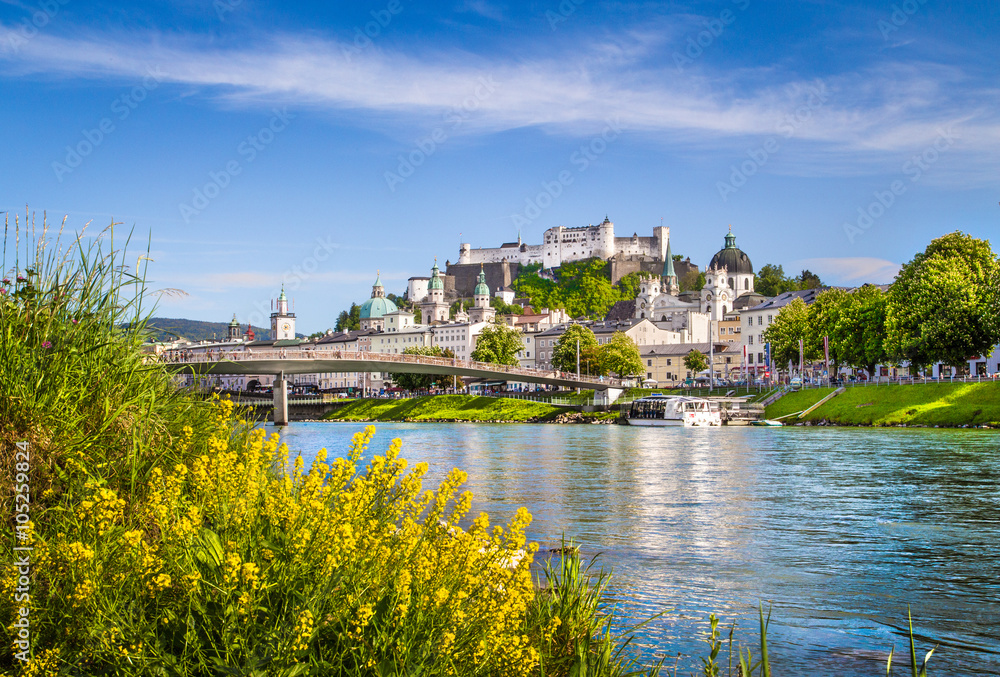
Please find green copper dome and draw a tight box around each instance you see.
[474,266,490,296]
[428,259,444,291]
[359,272,398,319]
[278,285,287,302]
[229,313,240,327]
[359,296,398,319]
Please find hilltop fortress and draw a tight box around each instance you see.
[457,217,669,270]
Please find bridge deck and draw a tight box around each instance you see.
[160,349,626,391]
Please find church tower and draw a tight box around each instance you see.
[227,314,241,341]
[661,241,680,296]
[420,259,450,324]
[468,265,496,324]
[270,285,296,340]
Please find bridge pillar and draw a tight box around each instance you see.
[595,388,623,406]
[273,372,288,426]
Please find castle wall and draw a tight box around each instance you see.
[444,261,520,298]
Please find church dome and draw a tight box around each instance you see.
[359,296,398,319]
[709,228,753,275]
[359,272,398,319]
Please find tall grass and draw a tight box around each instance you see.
[1,214,659,675]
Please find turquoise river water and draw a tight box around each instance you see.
[268,422,1000,676]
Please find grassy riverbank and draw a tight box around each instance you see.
[324,395,619,422]
[765,381,1000,426]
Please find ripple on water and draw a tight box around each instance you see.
[267,422,1000,676]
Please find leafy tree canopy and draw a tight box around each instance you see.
[762,297,816,369]
[835,284,888,377]
[335,303,361,332]
[683,349,708,375]
[885,231,1000,370]
[512,258,648,319]
[600,331,643,379]
[551,325,601,374]
[470,321,523,366]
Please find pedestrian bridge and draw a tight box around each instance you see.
[161,349,626,423]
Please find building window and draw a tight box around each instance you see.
[757,316,763,326]
[667,359,672,366]
[767,314,772,324]
[647,359,652,366]
[748,354,754,364]
[749,335,753,345]
[758,352,764,363]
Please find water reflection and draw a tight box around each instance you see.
[269,422,1000,676]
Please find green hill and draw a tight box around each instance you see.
[137,317,272,342]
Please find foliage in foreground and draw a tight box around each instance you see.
[1,219,655,676]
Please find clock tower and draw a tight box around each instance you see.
[270,285,296,340]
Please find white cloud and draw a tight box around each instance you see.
[789,257,901,284]
[2,24,999,177]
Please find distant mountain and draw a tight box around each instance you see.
[138,317,276,343]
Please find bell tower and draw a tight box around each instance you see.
[270,285,296,340]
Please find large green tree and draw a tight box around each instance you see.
[386,346,455,391]
[836,284,888,377]
[511,258,653,319]
[334,303,361,331]
[805,288,850,374]
[682,349,708,376]
[755,264,794,297]
[763,297,817,370]
[470,321,523,366]
[599,331,641,378]
[886,231,1000,372]
[551,325,601,374]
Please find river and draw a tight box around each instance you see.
[268,422,1000,676]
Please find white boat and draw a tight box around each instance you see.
[626,394,722,427]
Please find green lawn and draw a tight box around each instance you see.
[765,381,1000,426]
[324,395,568,422]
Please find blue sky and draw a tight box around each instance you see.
[2,0,998,332]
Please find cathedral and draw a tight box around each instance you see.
[634,227,758,332]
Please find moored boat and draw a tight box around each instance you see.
[626,394,722,427]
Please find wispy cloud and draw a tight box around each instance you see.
[188,269,403,292]
[457,0,504,21]
[2,23,999,179]
[790,257,901,284]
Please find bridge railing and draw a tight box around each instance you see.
[159,348,628,389]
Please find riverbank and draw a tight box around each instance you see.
[765,380,1000,426]
[323,395,617,423]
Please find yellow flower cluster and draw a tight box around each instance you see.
[2,398,550,675]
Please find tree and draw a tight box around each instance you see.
[795,269,823,290]
[490,297,523,315]
[470,321,523,366]
[335,303,361,331]
[551,324,600,374]
[307,330,331,340]
[762,297,816,371]
[886,231,1000,373]
[679,268,705,292]
[600,331,642,378]
[836,284,888,378]
[805,288,850,374]
[683,349,708,376]
[386,346,455,391]
[755,264,794,297]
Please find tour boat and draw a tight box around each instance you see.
[626,394,722,427]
